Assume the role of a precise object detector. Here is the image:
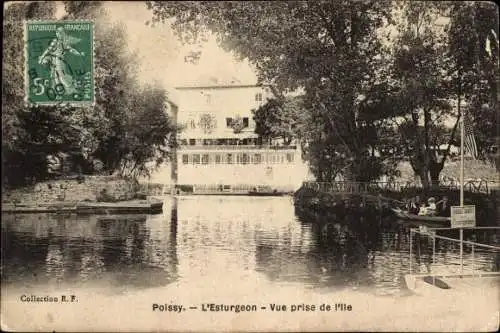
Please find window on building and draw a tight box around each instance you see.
[226,118,233,127]
[202,154,209,164]
[215,154,222,164]
[253,154,262,164]
[243,117,249,127]
[182,154,189,164]
[189,139,196,146]
[206,94,212,104]
[286,153,294,163]
[280,154,285,164]
[242,153,249,164]
[255,93,262,102]
[227,154,233,164]
[189,119,196,129]
[192,154,200,164]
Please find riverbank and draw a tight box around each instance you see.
[1,176,163,214]
[293,185,499,227]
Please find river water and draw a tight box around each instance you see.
[1,196,499,331]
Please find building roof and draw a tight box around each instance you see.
[175,83,268,90]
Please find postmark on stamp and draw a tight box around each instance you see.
[25,21,94,106]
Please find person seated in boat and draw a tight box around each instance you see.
[418,202,428,216]
[408,197,420,214]
[401,196,410,210]
[426,197,437,216]
[437,196,451,217]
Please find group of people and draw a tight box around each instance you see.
[404,195,451,217]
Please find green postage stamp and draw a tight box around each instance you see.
[25,21,94,105]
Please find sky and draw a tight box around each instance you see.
[52,1,258,92]
[55,1,258,91]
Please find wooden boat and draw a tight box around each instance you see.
[248,186,286,196]
[248,190,286,196]
[391,208,450,225]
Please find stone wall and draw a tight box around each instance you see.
[2,176,140,203]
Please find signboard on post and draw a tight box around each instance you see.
[451,205,476,228]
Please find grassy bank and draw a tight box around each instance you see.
[395,160,498,183]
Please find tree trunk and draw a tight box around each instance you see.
[419,171,430,190]
[429,162,443,189]
[412,162,430,190]
[343,159,356,183]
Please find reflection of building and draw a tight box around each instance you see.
[174,83,308,192]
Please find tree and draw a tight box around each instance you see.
[198,113,217,134]
[388,1,499,189]
[2,1,177,188]
[446,2,499,169]
[63,2,178,178]
[2,2,78,187]
[252,95,304,145]
[121,82,176,178]
[389,2,461,189]
[147,1,399,182]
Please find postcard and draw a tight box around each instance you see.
[2,1,499,332]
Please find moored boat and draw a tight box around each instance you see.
[391,208,450,225]
[248,186,287,196]
[248,190,286,196]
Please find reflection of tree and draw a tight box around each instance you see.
[169,198,179,267]
[1,211,179,291]
[97,217,175,288]
[255,214,375,288]
[255,210,440,293]
[1,220,49,284]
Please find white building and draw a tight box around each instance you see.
[173,82,309,192]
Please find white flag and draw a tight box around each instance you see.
[485,35,492,57]
[486,29,498,58]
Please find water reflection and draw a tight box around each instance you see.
[1,196,498,296]
[1,205,179,293]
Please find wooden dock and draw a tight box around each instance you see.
[1,199,164,215]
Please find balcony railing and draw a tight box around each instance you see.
[179,144,298,150]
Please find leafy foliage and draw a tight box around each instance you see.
[198,113,217,134]
[147,1,400,182]
[146,1,497,185]
[388,2,459,188]
[252,96,304,145]
[445,2,499,169]
[230,115,245,134]
[2,2,176,188]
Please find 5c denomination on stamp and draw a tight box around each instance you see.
[25,20,94,106]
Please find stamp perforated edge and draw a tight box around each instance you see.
[24,19,96,108]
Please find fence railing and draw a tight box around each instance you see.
[302,180,500,194]
[138,183,283,195]
[410,226,500,276]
